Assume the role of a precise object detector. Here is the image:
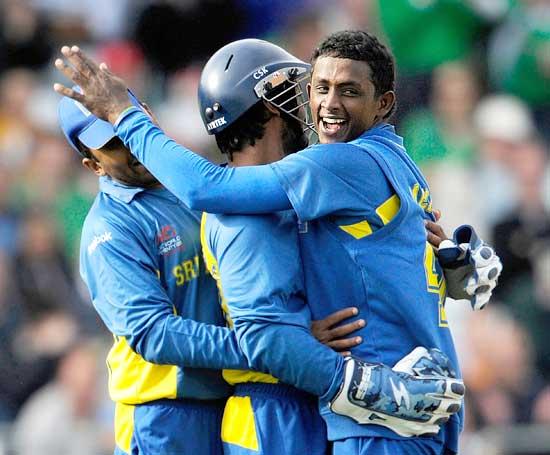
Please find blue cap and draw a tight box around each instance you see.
[57,87,141,156]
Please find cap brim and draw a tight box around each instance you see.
[78,118,116,150]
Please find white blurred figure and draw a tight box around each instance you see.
[12,339,112,455]
[472,94,538,238]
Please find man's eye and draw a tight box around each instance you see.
[342,89,358,96]
[315,86,328,94]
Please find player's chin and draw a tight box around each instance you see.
[318,128,350,144]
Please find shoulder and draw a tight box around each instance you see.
[204,212,294,253]
[81,195,148,259]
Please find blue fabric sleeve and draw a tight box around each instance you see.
[207,213,344,398]
[115,108,291,213]
[270,142,394,221]
[80,216,248,370]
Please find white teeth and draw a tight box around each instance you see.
[323,118,345,124]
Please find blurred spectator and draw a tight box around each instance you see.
[402,61,479,166]
[0,166,20,257]
[471,94,540,237]
[377,0,490,122]
[155,65,219,161]
[488,0,550,139]
[133,1,244,77]
[0,69,37,170]
[12,209,97,330]
[11,338,113,455]
[464,307,548,427]
[401,61,480,233]
[0,0,53,74]
[0,245,78,422]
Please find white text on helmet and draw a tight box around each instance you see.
[207,117,227,131]
[253,67,269,79]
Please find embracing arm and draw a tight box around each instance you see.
[80,218,248,370]
[115,109,290,213]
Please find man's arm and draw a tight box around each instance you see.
[80,216,248,370]
[54,46,291,214]
[204,212,345,399]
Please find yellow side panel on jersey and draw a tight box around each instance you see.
[114,402,135,453]
[107,336,178,404]
[339,220,373,239]
[201,213,278,386]
[221,396,259,451]
[376,194,401,225]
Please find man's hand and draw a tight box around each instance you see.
[330,347,464,437]
[438,225,503,310]
[53,45,132,124]
[426,219,448,249]
[311,307,365,356]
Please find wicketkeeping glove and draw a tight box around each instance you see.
[438,225,503,310]
[330,347,465,437]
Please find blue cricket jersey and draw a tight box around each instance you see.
[114,112,463,450]
[80,176,248,404]
[200,210,344,397]
[271,125,463,449]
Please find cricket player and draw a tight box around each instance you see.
[53,31,501,455]
[197,42,465,454]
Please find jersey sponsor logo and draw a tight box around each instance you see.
[389,377,411,410]
[207,117,227,131]
[88,231,112,254]
[157,225,184,256]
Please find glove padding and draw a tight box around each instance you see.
[439,225,503,310]
[330,347,465,437]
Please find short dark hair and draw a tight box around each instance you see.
[311,30,396,117]
[215,101,273,158]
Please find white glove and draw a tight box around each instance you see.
[439,225,503,310]
[330,347,464,437]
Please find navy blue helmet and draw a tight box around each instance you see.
[198,39,314,136]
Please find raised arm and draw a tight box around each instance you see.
[54,46,291,214]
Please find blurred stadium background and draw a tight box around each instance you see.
[0,0,548,454]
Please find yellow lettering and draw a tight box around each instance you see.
[173,265,185,286]
[424,243,448,327]
[183,259,197,282]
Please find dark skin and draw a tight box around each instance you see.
[308,56,395,144]
[83,140,161,189]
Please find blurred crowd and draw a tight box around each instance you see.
[0,1,548,454]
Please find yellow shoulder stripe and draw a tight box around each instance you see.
[339,220,373,239]
[375,194,401,225]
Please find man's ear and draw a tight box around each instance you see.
[306,82,311,99]
[378,91,395,118]
[82,157,105,176]
[263,100,281,116]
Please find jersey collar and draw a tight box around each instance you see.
[99,176,146,203]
